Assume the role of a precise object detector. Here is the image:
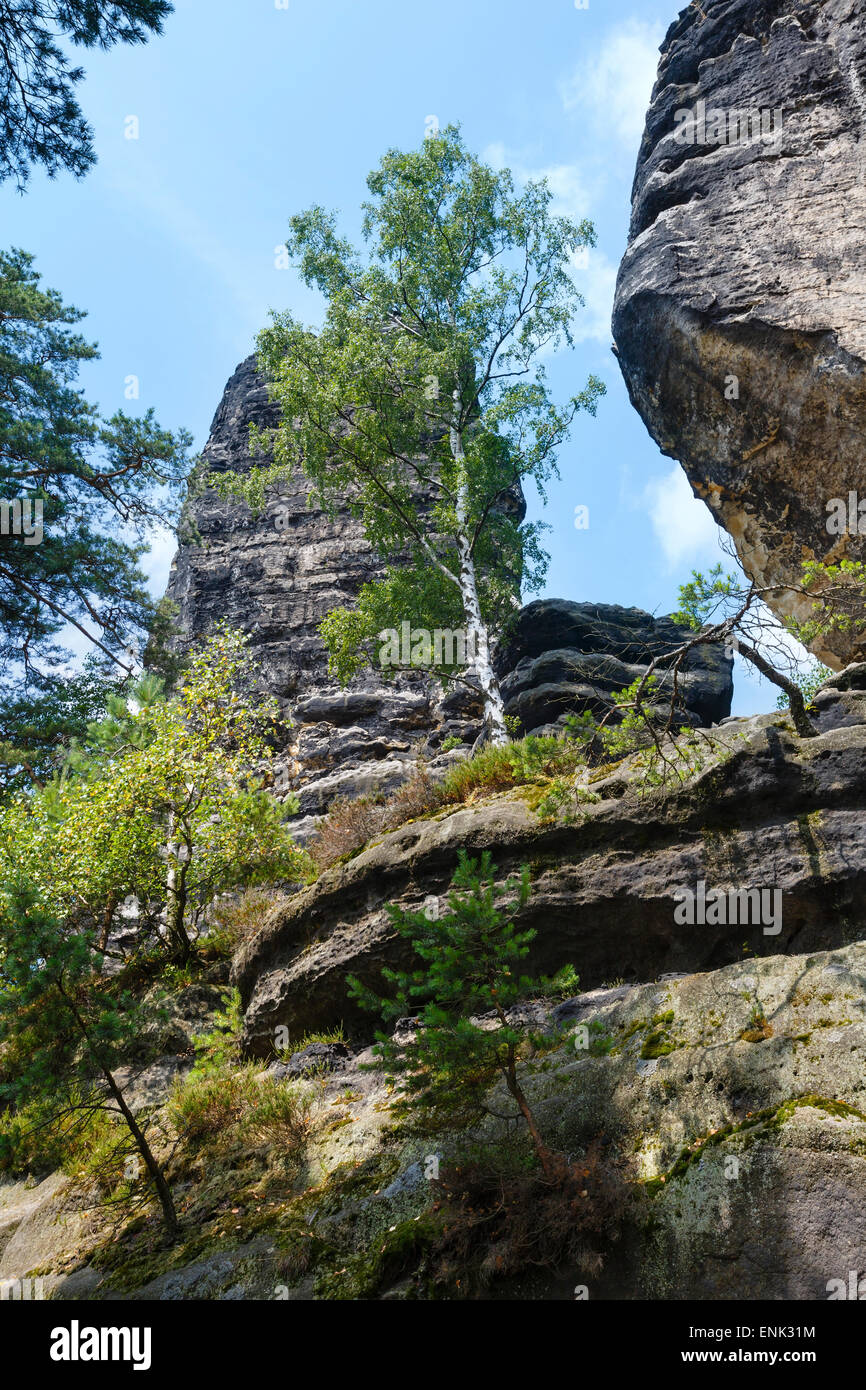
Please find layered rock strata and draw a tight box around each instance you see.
[166,360,733,838]
[234,666,866,1054]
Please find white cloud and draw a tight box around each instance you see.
[560,18,663,148]
[645,465,724,570]
[483,141,509,170]
[143,523,179,598]
[481,145,609,343]
[482,144,594,221]
[569,248,617,345]
[532,162,595,222]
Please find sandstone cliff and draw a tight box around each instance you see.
[166,357,732,839]
[613,0,866,667]
[234,664,866,1054]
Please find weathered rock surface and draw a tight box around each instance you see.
[514,939,866,1299]
[613,0,866,667]
[267,1040,350,1080]
[0,1173,100,1295]
[166,360,732,836]
[234,666,866,1054]
[497,598,733,732]
[165,355,445,836]
[38,939,866,1301]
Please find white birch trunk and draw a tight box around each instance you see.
[451,394,509,746]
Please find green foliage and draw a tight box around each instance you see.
[775,663,833,712]
[789,559,866,647]
[563,681,670,769]
[0,2,174,188]
[347,851,555,1146]
[310,732,591,870]
[0,1086,100,1176]
[0,248,192,698]
[243,1084,313,1161]
[672,564,740,630]
[203,888,287,960]
[168,1059,313,1171]
[216,127,604,713]
[563,710,596,741]
[0,626,307,962]
[675,560,865,685]
[185,988,244,1081]
[536,963,580,1000]
[584,1018,615,1056]
[670,558,864,741]
[534,777,574,823]
[161,987,316,1169]
[167,1067,260,1146]
[0,885,125,1097]
[277,1024,346,1057]
[0,655,128,797]
[0,880,178,1226]
[603,676,665,759]
[317,564,467,687]
[438,734,583,804]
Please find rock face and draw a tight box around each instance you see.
[234,666,866,1054]
[33,939,866,1302]
[165,355,446,840]
[166,360,733,836]
[613,0,866,668]
[497,598,733,732]
[506,940,866,1300]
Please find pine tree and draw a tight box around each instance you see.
[349,850,571,1179]
[0,1,173,188]
[0,656,126,796]
[0,248,192,700]
[0,882,179,1236]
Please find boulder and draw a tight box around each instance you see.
[496,599,733,731]
[268,1041,350,1079]
[613,0,866,667]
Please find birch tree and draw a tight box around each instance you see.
[217,126,604,745]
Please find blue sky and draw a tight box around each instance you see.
[1,0,793,714]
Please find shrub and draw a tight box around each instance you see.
[243,1083,313,1159]
[168,1068,259,1145]
[308,794,388,871]
[437,744,522,802]
[385,763,439,823]
[536,963,581,1000]
[428,1139,632,1295]
[204,888,287,957]
[310,734,591,873]
[278,1025,346,1056]
[168,1064,313,1179]
[0,1092,87,1176]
